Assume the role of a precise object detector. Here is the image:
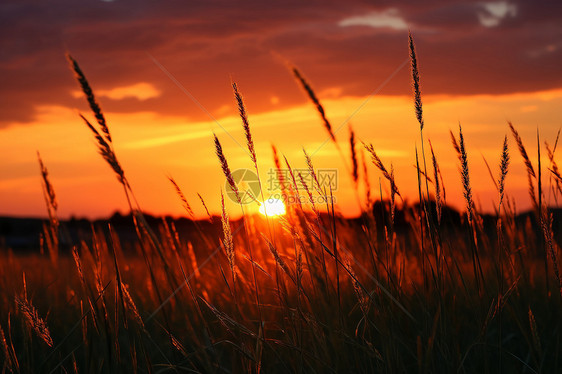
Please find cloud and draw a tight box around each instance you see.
[339,9,408,30]
[478,1,518,27]
[72,82,161,101]
[0,0,561,128]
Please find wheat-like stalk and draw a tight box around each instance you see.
[37,153,59,233]
[37,152,57,213]
[344,255,368,316]
[67,55,145,221]
[390,164,396,225]
[545,141,562,195]
[409,32,424,130]
[546,141,560,174]
[271,144,282,176]
[428,140,442,223]
[72,246,86,289]
[168,177,195,219]
[360,148,372,207]
[528,307,542,355]
[349,125,358,185]
[67,54,112,143]
[214,134,240,204]
[437,164,446,204]
[121,282,145,330]
[413,165,433,183]
[553,127,561,152]
[221,191,235,280]
[292,66,336,142]
[498,136,510,209]
[80,114,125,185]
[295,241,303,296]
[509,122,537,207]
[15,296,53,347]
[197,193,213,222]
[363,143,401,197]
[549,166,562,182]
[541,213,562,298]
[37,153,59,264]
[271,144,289,199]
[282,156,298,190]
[262,235,295,284]
[232,82,257,165]
[509,122,535,177]
[450,130,461,156]
[302,148,322,195]
[298,171,320,218]
[457,124,473,224]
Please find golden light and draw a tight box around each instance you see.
[259,198,286,217]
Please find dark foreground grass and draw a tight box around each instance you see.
[0,213,561,373]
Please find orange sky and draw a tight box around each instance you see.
[0,1,561,219]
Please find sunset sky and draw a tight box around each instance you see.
[0,0,561,219]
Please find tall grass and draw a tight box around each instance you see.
[0,36,561,374]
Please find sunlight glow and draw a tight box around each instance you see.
[259,198,286,217]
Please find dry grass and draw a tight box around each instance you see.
[232,82,257,166]
[409,32,424,131]
[15,296,53,348]
[429,140,442,223]
[169,176,195,219]
[1,36,561,374]
[457,124,474,225]
[498,136,510,209]
[214,134,240,204]
[349,125,359,185]
[509,121,538,208]
[364,142,401,198]
[292,66,336,143]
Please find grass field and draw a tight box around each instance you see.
[1,34,561,373]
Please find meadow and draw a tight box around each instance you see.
[1,34,561,373]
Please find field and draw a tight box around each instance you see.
[1,35,562,373]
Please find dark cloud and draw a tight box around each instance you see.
[0,0,561,126]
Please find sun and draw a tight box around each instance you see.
[259,198,286,217]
